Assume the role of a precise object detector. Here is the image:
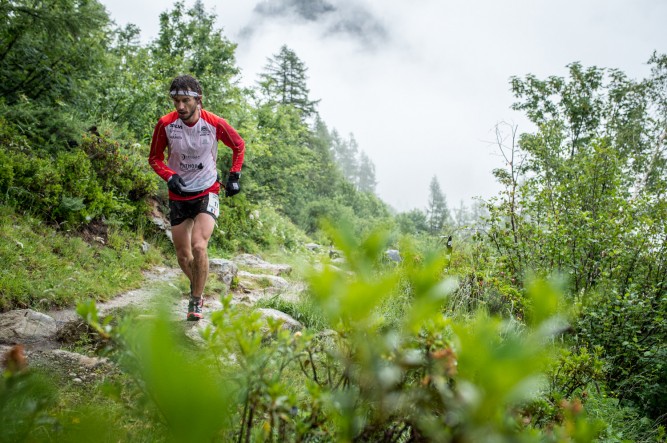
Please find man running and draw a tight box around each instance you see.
[149,74,245,321]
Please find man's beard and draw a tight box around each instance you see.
[179,108,197,122]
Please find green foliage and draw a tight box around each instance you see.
[486,56,667,422]
[301,227,603,441]
[212,196,310,254]
[490,59,667,294]
[0,368,58,443]
[547,346,605,400]
[395,208,430,235]
[0,120,158,227]
[81,133,159,206]
[93,24,169,143]
[427,175,451,234]
[585,392,667,443]
[246,103,314,213]
[0,0,111,106]
[0,226,612,442]
[151,0,244,120]
[573,290,667,420]
[0,97,91,151]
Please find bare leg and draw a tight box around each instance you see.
[189,212,216,297]
[171,218,195,283]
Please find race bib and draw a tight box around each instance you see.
[207,193,220,218]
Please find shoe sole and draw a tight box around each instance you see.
[187,313,202,321]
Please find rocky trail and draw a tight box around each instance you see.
[0,253,307,382]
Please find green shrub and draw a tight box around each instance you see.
[80,133,158,204]
[0,128,158,228]
[213,196,310,254]
[573,289,667,421]
[0,99,87,152]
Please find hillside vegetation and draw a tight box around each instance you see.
[0,1,665,441]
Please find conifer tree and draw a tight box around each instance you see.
[426,175,450,234]
[357,151,378,193]
[0,0,110,105]
[331,130,359,179]
[258,45,319,118]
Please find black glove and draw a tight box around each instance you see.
[225,172,241,197]
[167,174,187,195]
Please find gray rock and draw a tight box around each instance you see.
[237,271,289,289]
[257,308,303,332]
[233,254,292,276]
[385,249,402,263]
[209,258,239,287]
[0,309,58,343]
[305,243,321,252]
[0,344,12,357]
[148,197,172,242]
[183,317,213,345]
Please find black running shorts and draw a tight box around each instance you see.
[169,193,220,226]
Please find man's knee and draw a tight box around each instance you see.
[176,252,192,266]
[192,240,209,258]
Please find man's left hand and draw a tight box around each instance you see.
[225,172,241,197]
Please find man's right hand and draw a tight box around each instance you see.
[167,174,187,195]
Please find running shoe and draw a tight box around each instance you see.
[187,296,204,321]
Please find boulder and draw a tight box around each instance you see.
[209,258,239,287]
[385,249,402,263]
[257,308,303,332]
[0,309,58,344]
[148,197,172,242]
[237,271,289,290]
[233,254,292,276]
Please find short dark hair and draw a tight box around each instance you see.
[169,75,203,97]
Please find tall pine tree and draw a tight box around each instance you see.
[258,45,319,118]
[426,175,450,234]
[357,151,377,193]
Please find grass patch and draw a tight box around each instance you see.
[255,292,328,331]
[0,204,165,311]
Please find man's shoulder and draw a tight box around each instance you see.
[200,109,228,126]
[158,111,180,126]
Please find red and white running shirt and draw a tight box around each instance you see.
[149,109,245,201]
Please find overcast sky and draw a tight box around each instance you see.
[101,0,666,213]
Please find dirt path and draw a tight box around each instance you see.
[2,253,306,384]
[46,266,182,326]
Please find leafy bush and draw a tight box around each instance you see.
[213,196,310,254]
[573,289,667,421]
[80,133,158,204]
[0,99,88,152]
[0,366,59,443]
[0,123,158,228]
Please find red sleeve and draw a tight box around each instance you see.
[215,116,245,173]
[148,119,175,181]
